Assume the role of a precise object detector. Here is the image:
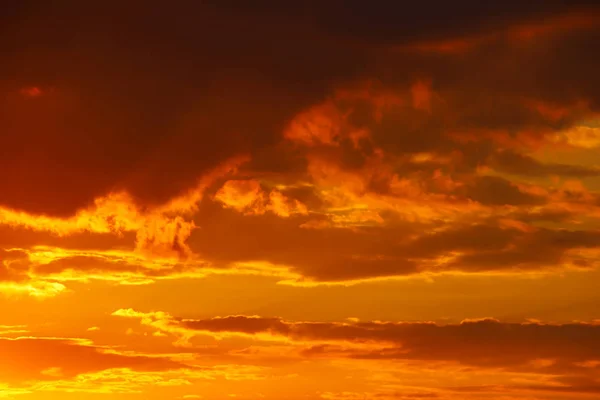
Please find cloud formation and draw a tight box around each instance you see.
[114,310,600,365]
[0,336,184,384]
[1,1,600,287]
[115,309,600,396]
[3,3,600,399]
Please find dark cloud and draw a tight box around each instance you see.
[2,0,600,286]
[188,197,600,281]
[0,2,366,216]
[3,1,600,218]
[209,1,597,46]
[403,224,520,258]
[461,175,546,206]
[489,150,600,177]
[190,199,422,281]
[160,315,600,367]
[118,307,600,396]
[450,228,600,270]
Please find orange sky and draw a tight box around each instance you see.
[2,2,600,399]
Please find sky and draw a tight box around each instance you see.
[2,1,600,399]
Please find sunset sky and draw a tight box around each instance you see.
[2,1,600,399]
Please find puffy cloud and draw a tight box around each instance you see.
[214,180,308,218]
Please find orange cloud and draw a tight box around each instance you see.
[115,310,600,396]
[215,180,264,213]
[135,216,195,259]
[0,192,142,236]
[0,335,268,396]
[214,180,308,218]
[410,80,432,112]
[5,3,600,400]
[0,336,185,384]
[284,103,345,146]
[551,124,600,149]
[19,86,43,98]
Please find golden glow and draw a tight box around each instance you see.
[3,4,600,400]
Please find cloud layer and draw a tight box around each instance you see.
[2,2,600,399]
